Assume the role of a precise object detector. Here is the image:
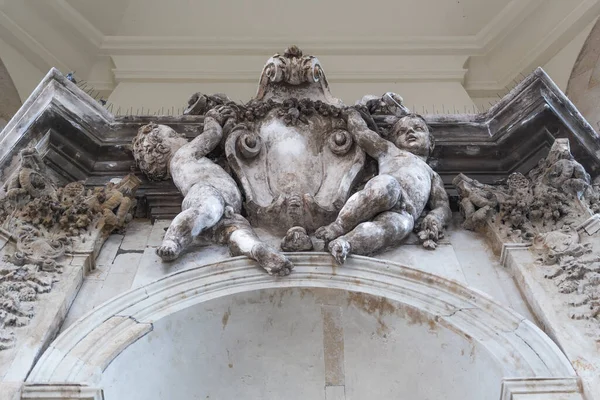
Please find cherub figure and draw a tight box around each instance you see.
[315,108,451,263]
[132,106,293,276]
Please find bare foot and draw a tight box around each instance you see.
[315,221,346,243]
[328,237,351,264]
[156,239,182,261]
[251,243,294,276]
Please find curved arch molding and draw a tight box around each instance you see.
[26,254,580,398]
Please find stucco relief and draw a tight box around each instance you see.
[0,148,139,350]
[454,139,600,323]
[132,47,450,274]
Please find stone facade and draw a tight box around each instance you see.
[0,47,599,399]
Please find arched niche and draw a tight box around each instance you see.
[26,254,577,399]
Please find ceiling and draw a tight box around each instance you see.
[66,0,511,37]
[0,0,598,103]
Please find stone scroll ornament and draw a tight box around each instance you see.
[132,46,451,274]
[0,148,140,350]
[454,138,600,322]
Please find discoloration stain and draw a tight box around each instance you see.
[221,307,231,330]
[428,318,437,331]
[228,363,233,369]
[572,358,595,371]
[347,292,396,334]
[322,305,345,386]
[347,291,439,335]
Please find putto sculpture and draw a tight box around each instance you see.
[132,46,450,274]
[315,109,450,263]
[132,109,293,276]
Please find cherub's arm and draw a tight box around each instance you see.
[181,106,235,158]
[345,108,392,159]
[427,173,452,224]
[417,173,451,249]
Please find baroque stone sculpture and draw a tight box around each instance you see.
[454,138,600,323]
[315,109,451,263]
[0,148,139,350]
[132,46,450,273]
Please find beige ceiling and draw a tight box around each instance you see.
[0,0,598,102]
[66,0,511,37]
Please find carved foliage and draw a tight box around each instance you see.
[454,138,600,323]
[0,148,140,350]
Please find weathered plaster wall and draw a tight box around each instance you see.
[61,214,537,337]
[54,214,548,399]
[99,287,505,400]
[106,68,477,114]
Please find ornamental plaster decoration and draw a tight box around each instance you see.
[132,46,451,273]
[0,148,140,351]
[454,138,600,324]
[0,261,56,351]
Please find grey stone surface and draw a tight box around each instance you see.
[95,234,123,266]
[119,219,153,251]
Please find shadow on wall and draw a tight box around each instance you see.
[567,18,600,134]
[0,57,22,128]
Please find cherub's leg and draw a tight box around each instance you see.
[213,212,293,276]
[328,211,414,264]
[315,174,401,242]
[157,185,225,261]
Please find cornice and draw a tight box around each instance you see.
[112,67,468,84]
[101,36,480,56]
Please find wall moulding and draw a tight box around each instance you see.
[21,384,104,400]
[500,378,582,400]
[100,36,480,57]
[27,254,577,397]
[111,68,469,84]
[1,66,598,221]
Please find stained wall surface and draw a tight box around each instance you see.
[99,287,504,400]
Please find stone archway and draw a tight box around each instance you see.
[25,254,577,399]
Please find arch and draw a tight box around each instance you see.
[28,253,575,388]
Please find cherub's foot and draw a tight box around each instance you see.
[252,243,294,276]
[315,221,346,243]
[328,237,351,264]
[156,239,182,261]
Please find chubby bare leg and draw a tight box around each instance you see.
[157,184,225,261]
[214,212,294,276]
[315,174,401,242]
[328,210,414,264]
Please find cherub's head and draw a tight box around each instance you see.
[389,114,434,160]
[132,123,188,181]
